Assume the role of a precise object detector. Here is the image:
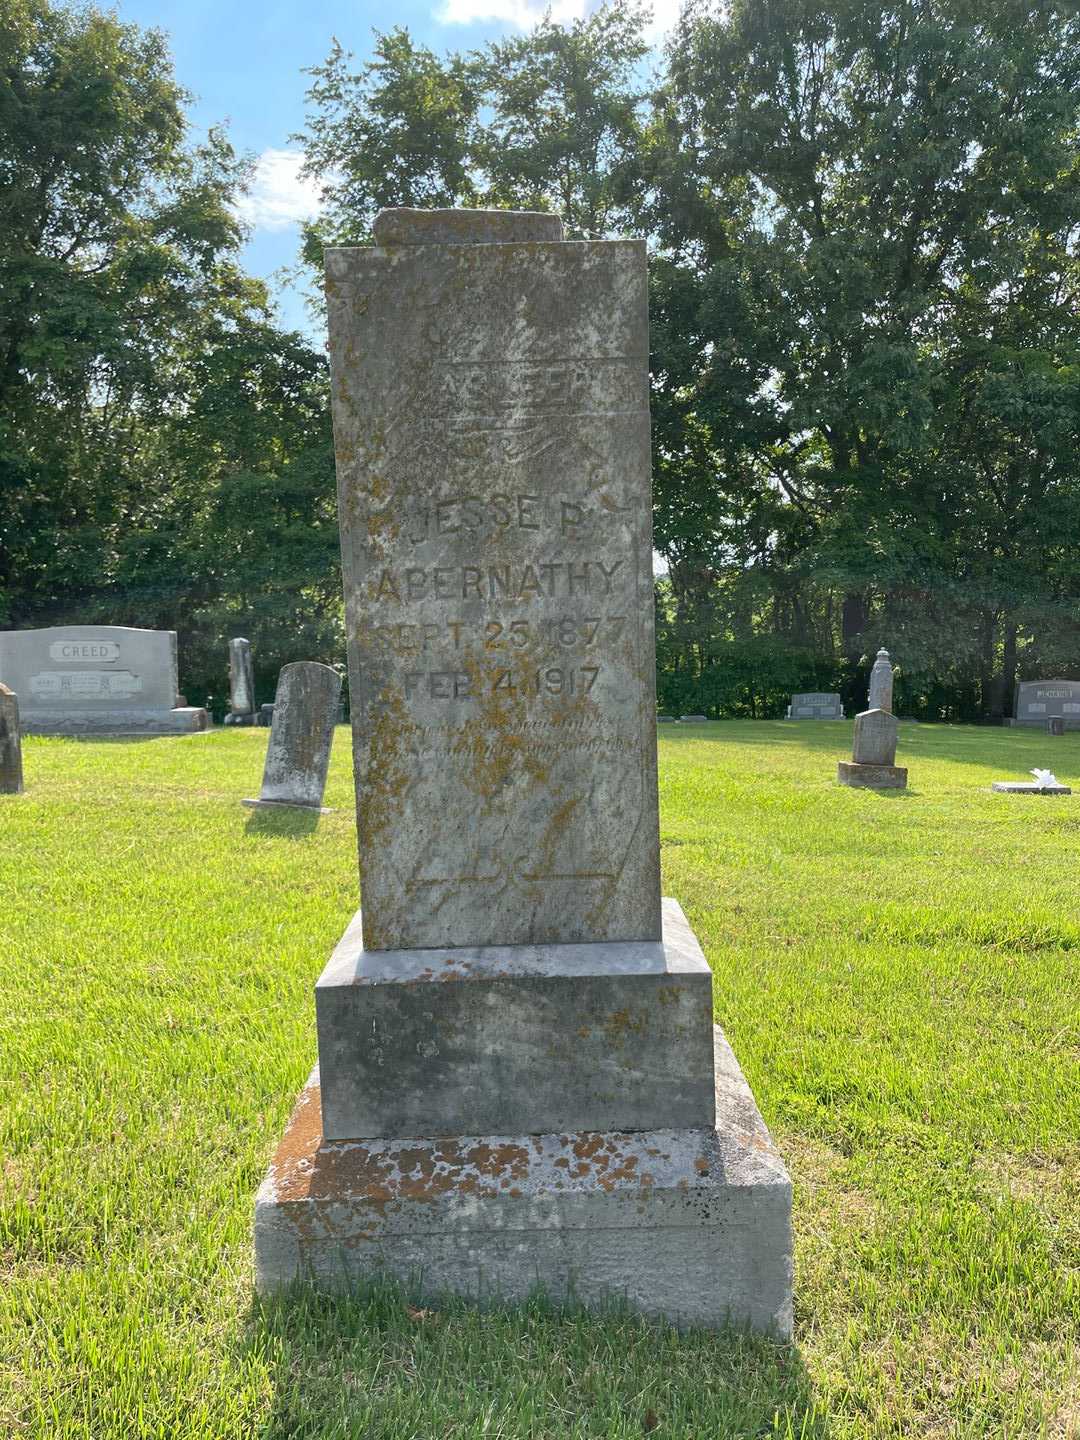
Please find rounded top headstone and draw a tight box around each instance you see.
[372,208,565,247]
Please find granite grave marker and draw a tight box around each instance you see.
[0,626,207,735]
[837,708,907,789]
[0,684,23,795]
[867,648,894,712]
[254,208,793,1335]
[243,662,340,811]
[1009,680,1080,730]
[225,637,257,725]
[786,691,843,719]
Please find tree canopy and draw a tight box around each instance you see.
[3,0,1078,718]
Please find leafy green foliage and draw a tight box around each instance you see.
[0,0,337,702]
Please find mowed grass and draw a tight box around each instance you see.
[1,721,1078,1439]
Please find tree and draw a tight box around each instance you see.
[650,0,1080,716]
[0,0,339,705]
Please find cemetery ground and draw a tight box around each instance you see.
[2,724,1077,1440]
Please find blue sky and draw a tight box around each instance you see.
[111,0,678,335]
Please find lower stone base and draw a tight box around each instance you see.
[22,706,209,736]
[254,1028,792,1337]
[837,760,907,789]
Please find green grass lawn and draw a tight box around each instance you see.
[1,722,1078,1438]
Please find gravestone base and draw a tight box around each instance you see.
[242,797,331,813]
[254,1028,792,1337]
[837,760,908,790]
[315,900,715,1141]
[991,781,1071,795]
[21,706,209,736]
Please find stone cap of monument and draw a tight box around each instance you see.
[372,207,565,247]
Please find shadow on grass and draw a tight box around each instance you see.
[243,802,322,838]
[248,1280,831,1439]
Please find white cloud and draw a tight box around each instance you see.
[438,0,585,23]
[436,0,681,40]
[236,149,323,232]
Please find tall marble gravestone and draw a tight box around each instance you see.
[0,626,208,735]
[0,684,23,794]
[242,662,340,811]
[225,637,257,725]
[838,708,907,789]
[867,648,894,712]
[254,208,793,1335]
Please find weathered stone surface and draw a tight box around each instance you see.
[0,684,23,794]
[992,780,1071,795]
[1048,717,1065,736]
[837,761,908,789]
[258,703,275,727]
[227,637,256,719]
[851,708,898,766]
[254,1027,793,1337]
[244,662,341,811]
[680,714,708,723]
[1010,680,1080,729]
[0,625,207,734]
[326,216,660,950]
[373,207,564,247]
[867,648,894,712]
[316,897,715,1140]
[786,692,843,720]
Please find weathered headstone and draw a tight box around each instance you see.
[243,662,340,811]
[0,626,207,735]
[1048,716,1065,736]
[837,708,907,789]
[0,684,23,794]
[1008,680,1080,729]
[786,692,843,719]
[680,713,708,723]
[225,637,257,725]
[867,648,894,712]
[254,209,792,1337]
[257,703,275,727]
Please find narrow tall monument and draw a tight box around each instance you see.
[867,647,894,712]
[254,209,792,1334]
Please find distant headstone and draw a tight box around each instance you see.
[1048,716,1065,737]
[243,662,341,811]
[0,684,23,794]
[657,715,676,723]
[0,626,207,735]
[225,637,257,725]
[257,703,275,727]
[1009,680,1080,729]
[867,648,894,712]
[254,207,792,1336]
[837,708,907,789]
[680,714,708,723]
[786,692,843,719]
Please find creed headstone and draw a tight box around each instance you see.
[0,626,207,735]
[225,637,257,725]
[867,648,894,712]
[243,662,340,811]
[253,208,793,1337]
[0,684,24,795]
[786,691,843,719]
[837,708,907,789]
[1009,680,1080,729]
